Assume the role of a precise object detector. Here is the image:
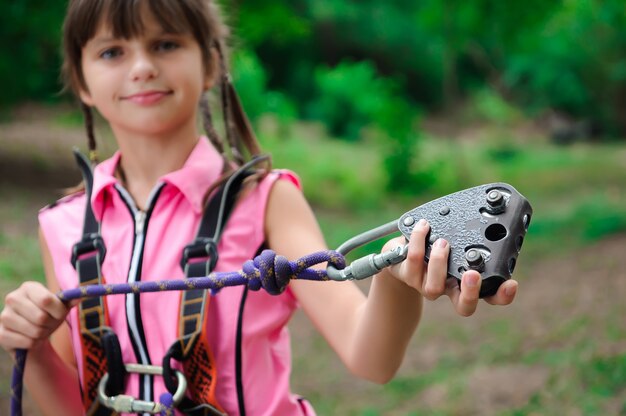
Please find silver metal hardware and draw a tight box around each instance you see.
[98,364,187,414]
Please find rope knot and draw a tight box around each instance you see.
[242,249,346,295]
[242,250,291,295]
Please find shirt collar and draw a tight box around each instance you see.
[91,137,224,218]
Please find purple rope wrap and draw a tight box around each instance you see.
[10,348,26,416]
[10,249,345,416]
[159,392,175,416]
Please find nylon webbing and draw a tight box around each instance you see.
[71,150,117,416]
[179,161,257,348]
[172,156,267,414]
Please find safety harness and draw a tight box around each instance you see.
[71,150,264,415]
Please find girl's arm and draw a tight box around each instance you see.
[0,229,82,416]
[265,180,517,383]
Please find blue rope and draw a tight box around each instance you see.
[10,249,345,416]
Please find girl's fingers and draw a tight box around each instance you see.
[398,219,430,289]
[1,307,49,340]
[27,285,69,322]
[422,238,450,300]
[9,296,52,330]
[385,218,517,316]
[484,280,518,305]
[453,271,481,316]
[0,326,36,351]
[5,283,66,330]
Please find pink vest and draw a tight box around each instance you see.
[39,138,315,415]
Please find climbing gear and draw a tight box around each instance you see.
[10,182,532,416]
[166,156,267,415]
[327,182,533,298]
[11,249,345,415]
[98,364,187,414]
[71,148,268,415]
[71,149,114,415]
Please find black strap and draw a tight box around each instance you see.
[167,156,269,412]
[235,285,249,416]
[73,148,99,237]
[180,156,269,273]
[101,330,126,396]
[178,157,268,346]
[71,149,117,415]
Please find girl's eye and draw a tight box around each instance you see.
[155,40,179,52]
[100,47,122,60]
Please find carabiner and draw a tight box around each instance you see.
[326,219,407,281]
[98,364,187,414]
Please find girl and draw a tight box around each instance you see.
[0,1,517,415]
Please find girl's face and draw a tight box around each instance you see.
[79,8,213,139]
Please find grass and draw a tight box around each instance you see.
[0,231,43,310]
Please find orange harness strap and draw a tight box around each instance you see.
[72,151,117,415]
[164,162,259,414]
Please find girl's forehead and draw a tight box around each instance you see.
[91,3,189,41]
[93,13,167,39]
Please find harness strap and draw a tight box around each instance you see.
[71,149,118,416]
[169,156,268,414]
[73,150,268,414]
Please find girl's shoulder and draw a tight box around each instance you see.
[38,191,87,236]
[260,169,302,193]
[40,190,87,215]
[237,169,302,217]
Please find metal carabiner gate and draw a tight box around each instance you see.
[326,219,408,281]
[98,364,187,414]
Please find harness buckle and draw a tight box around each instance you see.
[98,364,187,414]
[180,237,219,272]
[71,233,106,268]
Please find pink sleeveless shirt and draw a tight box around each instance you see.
[39,138,315,415]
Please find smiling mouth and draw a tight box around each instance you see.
[122,91,172,105]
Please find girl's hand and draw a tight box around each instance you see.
[384,219,517,316]
[0,281,73,354]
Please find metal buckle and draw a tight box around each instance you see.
[98,364,187,414]
[71,234,106,268]
[180,237,218,271]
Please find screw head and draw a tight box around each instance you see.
[465,249,485,269]
[487,190,504,207]
[402,216,415,227]
[439,206,450,216]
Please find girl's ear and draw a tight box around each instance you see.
[79,88,95,107]
[203,48,220,91]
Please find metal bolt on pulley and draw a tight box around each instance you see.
[465,248,485,271]
[486,190,506,214]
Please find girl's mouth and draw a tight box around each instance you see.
[123,90,172,105]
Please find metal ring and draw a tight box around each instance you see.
[98,364,187,414]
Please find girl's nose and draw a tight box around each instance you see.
[129,51,158,81]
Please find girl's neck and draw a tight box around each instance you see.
[113,125,200,210]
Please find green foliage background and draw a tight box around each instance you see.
[3,0,626,136]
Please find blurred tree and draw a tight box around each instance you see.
[2,0,626,138]
[505,0,626,135]
[0,2,66,107]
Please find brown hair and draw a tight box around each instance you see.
[61,0,265,170]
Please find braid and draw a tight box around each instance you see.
[219,72,245,165]
[200,93,225,155]
[211,40,264,166]
[81,102,98,164]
